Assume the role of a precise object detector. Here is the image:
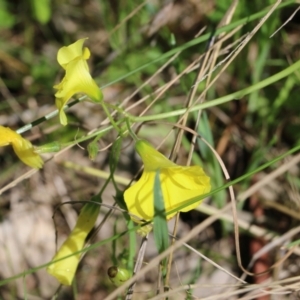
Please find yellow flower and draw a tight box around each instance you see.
[0,126,43,168]
[124,140,211,222]
[47,202,100,285]
[54,38,103,126]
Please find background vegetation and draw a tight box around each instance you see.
[0,0,300,299]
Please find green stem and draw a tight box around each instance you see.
[128,59,300,122]
[16,97,85,134]
[125,118,139,141]
[100,0,295,89]
[100,100,121,133]
[17,1,296,136]
[107,103,129,117]
[33,58,300,155]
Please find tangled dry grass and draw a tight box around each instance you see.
[1,1,300,299]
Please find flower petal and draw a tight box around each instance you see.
[161,167,211,215]
[47,203,100,285]
[135,140,175,171]
[124,166,211,221]
[0,126,43,168]
[57,38,89,68]
[55,97,68,126]
[167,166,211,191]
[54,58,101,101]
[0,126,18,146]
[54,39,103,126]
[124,140,211,222]
[46,229,85,286]
[54,58,102,125]
[12,138,44,169]
[124,172,155,221]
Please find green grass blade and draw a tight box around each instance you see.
[153,170,169,255]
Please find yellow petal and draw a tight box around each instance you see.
[0,126,43,168]
[54,58,102,126]
[0,126,17,146]
[167,166,211,192]
[47,203,100,285]
[12,138,44,169]
[124,171,154,221]
[55,58,102,102]
[57,38,90,68]
[54,39,103,126]
[55,97,68,126]
[161,166,211,215]
[135,140,175,171]
[124,140,211,222]
[46,230,85,286]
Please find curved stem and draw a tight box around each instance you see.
[125,118,139,141]
[100,100,121,133]
[128,59,300,123]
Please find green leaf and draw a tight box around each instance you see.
[34,141,62,154]
[87,140,99,161]
[109,137,122,175]
[30,0,51,24]
[198,111,226,209]
[0,0,15,29]
[110,137,128,212]
[126,219,136,272]
[153,170,169,254]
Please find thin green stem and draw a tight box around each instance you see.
[16,97,86,134]
[36,125,113,153]
[16,1,296,136]
[128,59,300,123]
[31,57,300,155]
[100,100,121,133]
[125,118,139,141]
[100,0,295,89]
[166,143,300,216]
[107,103,129,117]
